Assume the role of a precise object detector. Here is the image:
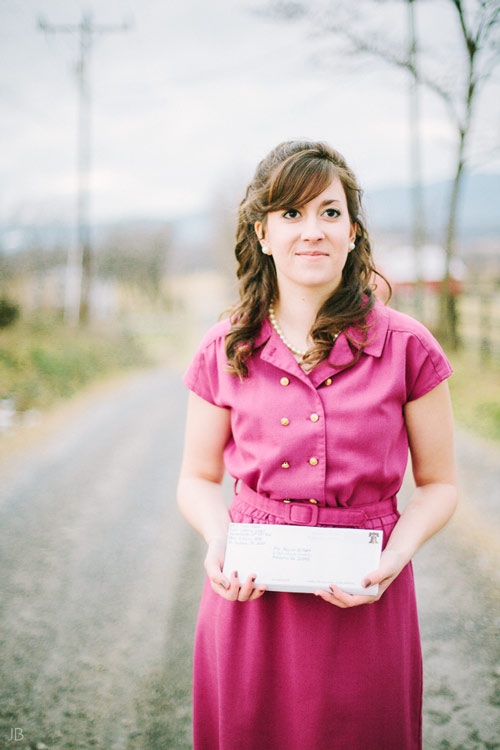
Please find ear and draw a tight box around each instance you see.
[254,220,264,241]
[349,222,358,244]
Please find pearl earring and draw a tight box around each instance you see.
[261,244,272,255]
[349,241,356,251]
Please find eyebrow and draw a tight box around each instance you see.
[282,198,342,211]
[319,199,341,206]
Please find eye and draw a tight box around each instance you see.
[282,208,300,219]
[323,208,341,218]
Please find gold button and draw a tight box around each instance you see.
[325,378,332,386]
[281,417,290,426]
[280,377,290,386]
[309,498,318,504]
[283,499,291,503]
[309,457,319,466]
[310,413,319,422]
[281,461,290,469]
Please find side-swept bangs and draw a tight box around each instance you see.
[266,151,337,213]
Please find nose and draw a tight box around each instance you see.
[300,215,325,242]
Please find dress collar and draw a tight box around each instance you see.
[253,317,273,349]
[252,298,389,377]
[327,300,389,367]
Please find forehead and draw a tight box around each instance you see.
[311,176,347,203]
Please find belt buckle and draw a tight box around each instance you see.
[286,501,319,526]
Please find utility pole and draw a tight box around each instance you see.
[408,0,425,321]
[38,11,131,325]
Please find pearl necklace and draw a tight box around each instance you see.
[268,305,340,357]
[268,305,308,356]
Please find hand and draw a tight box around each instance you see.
[314,549,407,608]
[204,536,266,602]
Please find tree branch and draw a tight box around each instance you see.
[323,22,462,127]
[451,0,471,47]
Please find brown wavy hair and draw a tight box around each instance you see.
[225,140,390,377]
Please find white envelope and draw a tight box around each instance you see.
[222,522,383,596]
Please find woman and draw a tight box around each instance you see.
[177,140,457,750]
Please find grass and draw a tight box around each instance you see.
[1,308,498,446]
[447,348,500,443]
[0,315,154,413]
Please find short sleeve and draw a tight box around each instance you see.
[182,320,232,407]
[405,327,453,402]
[182,343,221,406]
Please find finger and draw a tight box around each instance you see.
[361,559,397,588]
[248,585,266,601]
[314,588,348,608]
[209,576,231,599]
[362,550,406,589]
[238,574,258,602]
[206,559,230,591]
[361,564,393,589]
[225,570,240,601]
[328,585,376,607]
[362,569,397,591]
[208,569,230,588]
[209,570,237,600]
[210,576,231,592]
[361,569,378,589]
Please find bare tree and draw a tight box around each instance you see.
[437,0,500,346]
[265,0,500,347]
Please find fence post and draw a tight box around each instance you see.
[479,285,492,364]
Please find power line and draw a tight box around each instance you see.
[38,10,132,325]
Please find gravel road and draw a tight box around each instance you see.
[0,367,205,750]
[0,364,499,750]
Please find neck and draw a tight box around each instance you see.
[271,288,328,353]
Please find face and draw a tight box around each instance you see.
[255,176,356,298]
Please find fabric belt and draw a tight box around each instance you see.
[234,481,397,528]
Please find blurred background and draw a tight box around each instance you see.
[1,0,499,433]
[0,0,499,428]
[1,1,500,749]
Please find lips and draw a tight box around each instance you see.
[295,251,329,257]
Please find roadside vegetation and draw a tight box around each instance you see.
[393,288,500,445]
[447,349,500,443]
[0,299,498,445]
[0,314,153,414]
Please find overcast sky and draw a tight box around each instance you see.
[1,0,499,225]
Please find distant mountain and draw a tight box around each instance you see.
[364,172,500,238]
[1,173,499,264]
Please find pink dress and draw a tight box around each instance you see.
[183,299,452,750]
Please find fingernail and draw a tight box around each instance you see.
[232,570,238,578]
[251,575,257,582]
[363,579,372,588]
